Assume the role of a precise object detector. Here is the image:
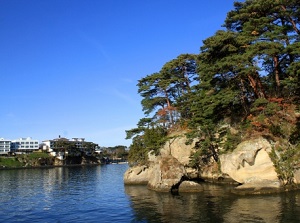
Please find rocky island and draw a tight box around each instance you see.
[124,0,300,195]
[124,133,300,195]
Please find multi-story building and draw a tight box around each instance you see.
[42,136,97,160]
[42,137,69,159]
[0,138,11,155]
[11,137,39,154]
[70,137,85,146]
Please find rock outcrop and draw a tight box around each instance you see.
[124,165,149,185]
[124,135,295,194]
[147,155,186,192]
[124,135,207,192]
[160,135,196,165]
[219,137,279,184]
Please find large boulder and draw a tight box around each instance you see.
[219,137,279,185]
[160,135,196,166]
[147,155,186,192]
[124,165,149,185]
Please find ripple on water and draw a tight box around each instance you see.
[1,165,300,222]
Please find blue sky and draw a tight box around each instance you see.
[0,0,237,147]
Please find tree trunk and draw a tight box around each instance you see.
[247,72,266,98]
[239,79,249,115]
[274,55,281,96]
[164,90,174,126]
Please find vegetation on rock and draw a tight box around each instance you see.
[0,152,52,168]
[126,0,300,185]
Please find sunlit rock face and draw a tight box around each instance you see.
[125,135,287,194]
[147,155,186,192]
[160,135,196,166]
[123,165,149,185]
[219,137,279,185]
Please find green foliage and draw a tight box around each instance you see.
[26,152,51,159]
[269,144,300,185]
[0,157,23,168]
[189,149,206,171]
[265,102,280,116]
[128,126,168,165]
[250,98,280,117]
[53,140,75,152]
[137,54,198,128]
[52,140,97,157]
[188,125,220,170]
[251,98,269,111]
[189,125,242,171]
[105,145,128,159]
[128,136,148,165]
[0,152,51,168]
[269,124,283,137]
[222,130,242,152]
[290,117,300,144]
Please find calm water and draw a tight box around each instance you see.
[1,165,300,223]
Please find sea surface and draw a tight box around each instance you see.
[1,164,300,223]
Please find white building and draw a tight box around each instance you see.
[0,138,11,155]
[42,136,72,148]
[11,137,39,154]
[42,140,55,152]
[42,137,96,159]
[70,138,85,149]
[42,137,84,159]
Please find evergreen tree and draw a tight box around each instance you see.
[225,0,300,99]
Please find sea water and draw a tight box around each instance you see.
[1,164,300,223]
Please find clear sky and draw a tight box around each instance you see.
[0,0,237,147]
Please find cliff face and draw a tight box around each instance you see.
[125,134,224,192]
[219,137,283,194]
[219,137,278,184]
[124,135,295,194]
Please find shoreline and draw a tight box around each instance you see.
[0,163,105,171]
[0,161,129,171]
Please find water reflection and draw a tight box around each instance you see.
[125,184,234,222]
[0,167,102,214]
[125,183,300,223]
[1,166,300,222]
[0,165,132,223]
[223,196,281,223]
